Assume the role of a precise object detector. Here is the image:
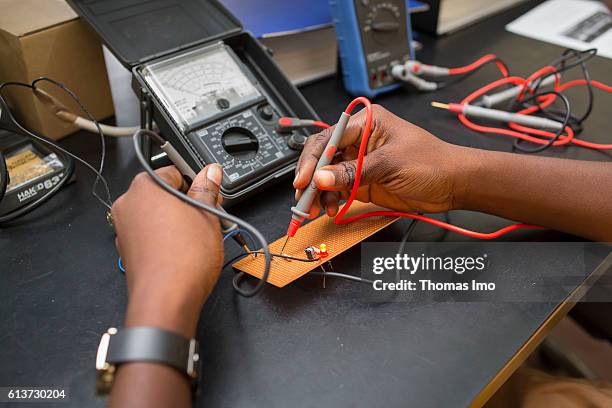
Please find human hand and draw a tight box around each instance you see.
[293,104,464,217]
[111,164,224,338]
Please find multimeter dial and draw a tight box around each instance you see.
[352,0,410,90]
[364,2,402,44]
[221,127,259,160]
[194,108,290,188]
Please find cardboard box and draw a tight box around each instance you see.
[0,0,113,140]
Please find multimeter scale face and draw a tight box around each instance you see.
[142,43,262,131]
[139,42,300,196]
[355,0,411,89]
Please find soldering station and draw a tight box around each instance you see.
[1,0,611,298]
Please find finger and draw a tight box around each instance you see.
[295,152,345,202]
[342,145,359,162]
[154,166,184,189]
[294,130,332,190]
[308,192,321,219]
[321,191,339,217]
[294,109,369,190]
[295,155,343,201]
[313,148,388,191]
[187,163,222,206]
[330,156,344,165]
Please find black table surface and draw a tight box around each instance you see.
[2,2,612,407]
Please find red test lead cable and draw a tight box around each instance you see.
[440,66,612,150]
[447,54,509,78]
[323,97,541,240]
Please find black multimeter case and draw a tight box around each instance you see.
[66,0,319,205]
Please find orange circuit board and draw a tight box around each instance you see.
[232,202,399,287]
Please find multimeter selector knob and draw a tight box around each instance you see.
[221,127,259,160]
[366,3,401,44]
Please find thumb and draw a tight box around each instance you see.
[313,149,386,191]
[187,163,223,205]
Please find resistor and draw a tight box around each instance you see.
[304,246,320,260]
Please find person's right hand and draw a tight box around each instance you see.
[293,104,465,217]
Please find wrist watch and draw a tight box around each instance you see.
[95,327,200,394]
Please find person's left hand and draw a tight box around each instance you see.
[111,164,224,338]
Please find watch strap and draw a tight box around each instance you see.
[105,327,199,378]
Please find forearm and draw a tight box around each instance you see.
[454,147,612,241]
[108,287,203,408]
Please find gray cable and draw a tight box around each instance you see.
[309,271,373,284]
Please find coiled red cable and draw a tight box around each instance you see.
[454,65,612,150]
[332,97,541,239]
[448,53,509,78]
[304,54,612,238]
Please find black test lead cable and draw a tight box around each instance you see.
[508,48,596,148]
[512,90,572,153]
[531,48,596,130]
[31,78,112,211]
[0,79,110,223]
[132,129,271,297]
[223,251,374,286]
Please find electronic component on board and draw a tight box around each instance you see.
[304,246,320,260]
[319,244,328,258]
[234,201,400,287]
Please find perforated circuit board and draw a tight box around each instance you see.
[233,202,399,287]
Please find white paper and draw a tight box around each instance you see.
[506,0,612,59]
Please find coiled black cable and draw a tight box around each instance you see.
[513,90,571,153]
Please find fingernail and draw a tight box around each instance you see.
[315,170,335,188]
[207,164,222,185]
[293,171,300,184]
